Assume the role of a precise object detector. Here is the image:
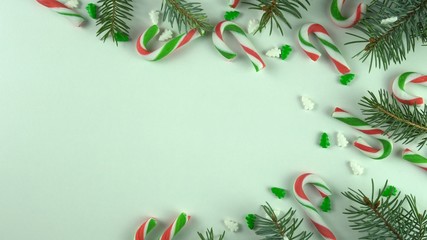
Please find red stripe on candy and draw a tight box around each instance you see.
[242,45,265,68]
[136,35,151,56]
[312,221,337,240]
[358,129,384,135]
[37,0,69,8]
[230,0,240,8]
[411,75,427,83]
[294,173,311,200]
[160,225,173,240]
[354,141,379,154]
[329,56,351,74]
[393,94,424,106]
[304,50,320,61]
[308,24,329,35]
[334,107,346,113]
[215,21,226,41]
[177,29,196,49]
[135,221,149,240]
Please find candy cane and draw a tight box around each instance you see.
[135,213,190,240]
[298,23,351,75]
[402,149,427,171]
[36,0,85,27]
[391,72,427,106]
[293,173,336,240]
[212,21,266,72]
[136,25,202,61]
[332,107,393,159]
[329,0,366,28]
[228,0,240,8]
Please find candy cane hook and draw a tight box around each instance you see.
[136,25,203,61]
[135,213,191,240]
[36,0,85,27]
[402,149,427,172]
[298,23,351,75]
[391,72,427,106]
[332,107,393,160]
[329,0,367,28]
[293,173,336,240]
[212,21,266,72]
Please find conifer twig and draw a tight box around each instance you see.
[96,0,134,44]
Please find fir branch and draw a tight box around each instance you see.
[161,0,212,34]
[197,228,225,240]
[343,180,427,239]
[96,0,133,44]
[347,0,427,71]
[251,202,312,240]
[359,90,427,150]
[243,0,310,35]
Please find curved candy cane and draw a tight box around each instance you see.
[298,23,351,75]
[212,21,266,72]
[391,72,427,106]
[36,0,85,27]
[228,0,240,8]
[332,107,393,159]
[402,149,427,171]
[293,173,336,240]
[136,25,202,61]
[135,213,190,240]
[329,0,367,28]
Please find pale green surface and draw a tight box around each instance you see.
[1,1,427,240]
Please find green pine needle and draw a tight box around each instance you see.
[271,187,287,199]
[242,0,310,35]
[359,90,427,150]
[343,180,427,239]
[197,228,225,240]
[347,0,427,71]
[114,31,129,42]
[249,202,313,240]
[224,11,240,21]
[161,0,212,34]
[280,45,292,60]
[320,196,332,212]
[96,0,133,45]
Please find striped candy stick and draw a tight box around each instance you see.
[212,21,266,72]
[228,0,240,8]
[298,23,351,75]
[36,0,85,27]
[136,25,203,61]
[402,149,427,171]
[391,72,427,106]
[134,213,190,240]
[293,173,336,240]
[329,0,366,28]
[332,107,393,160]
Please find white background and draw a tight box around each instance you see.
[1,1,427,239]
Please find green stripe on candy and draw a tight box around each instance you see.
[318,37,341,54]
[223,23,246,36]
[312,182,331,193]
[143,25,159,47]
[335,117,368,127]
[398,72,414,90]
[215,46,236,59]
[330,0,346,21]
[154,36,181,61]
[147,219,157,234]
[173,213,188,235]
[403,153,427,164]
[58,12,85,19]
[298,32,315,48]
[297,199,319,214]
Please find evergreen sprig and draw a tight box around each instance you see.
[243,0,310,35]
[161,0,212,34]
[343,180,427,239]
[359,90,427,150]
[197,228,225,240]
[250,202,312,240]
[347,0,427,71]
[96,0,133,44]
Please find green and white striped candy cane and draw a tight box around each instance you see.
[329,0,366,28]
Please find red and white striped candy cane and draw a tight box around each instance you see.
[402,149,427,172]
[135,213,190,240]
[391,72,427,106]
[36,0,85,27]
[298,23,351,75]
[136,25,202,61]
[329,0,366,28]
[228,0,240,8]
[332,107,393,160]
[293,173,336,240]
[212,21,266,72]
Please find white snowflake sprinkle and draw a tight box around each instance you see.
[337,132,349,147]
[149,10,160,25]
[247,19,260,34]
[159,29,173,41]
[381,16,398,25]
[224,218,239,232]
[349,161,364,176]
[266,47,281,58]
[301,96,315,111]
[64,0,79,8]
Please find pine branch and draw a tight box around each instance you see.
[243,0,310,35]
[250,202,312,240]
[343,180,427,239]
[359,89,427,150]
[197,228,225,240]
[161,0,212,34]
[96,0,133,44]
[346,0,427,71]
